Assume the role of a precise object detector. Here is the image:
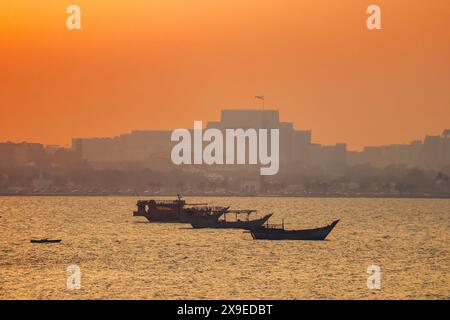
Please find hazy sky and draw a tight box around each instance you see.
[1,0,449,150]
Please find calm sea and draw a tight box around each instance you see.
[0,196,449,299]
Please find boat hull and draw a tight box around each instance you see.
[134,207,228,223]
[133,210,181,223]
[249,219,340,240]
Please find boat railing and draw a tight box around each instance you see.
[137,199,179,204]
[154,200,184,204]
[184,206,228,214]
[227,209,257,214]
[263,218,285,230]
[186,206,212,210]
[264,223,284,230]
[210,206,228,211]
[222,209,269,222]
[137,199,187,206]
[137,198,208,207]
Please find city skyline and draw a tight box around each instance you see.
[1,109,449,197]
[1,104,449,152]
[0,108,448,153]
[2,109,449,174]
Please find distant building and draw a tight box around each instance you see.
[45,145,63,156]
[206,109,314,168]
[0,142,45,167]
[32,174,52,191]
[349,129,450,169]
[421,131,450,168]
[72,131,172,167]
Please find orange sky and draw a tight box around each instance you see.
[1,0,449,150]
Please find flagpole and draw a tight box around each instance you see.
[255,95,265,110]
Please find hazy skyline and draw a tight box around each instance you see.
[1,0,449,150]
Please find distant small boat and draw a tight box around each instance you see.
[249,219,340,240]
[30,239,62,244]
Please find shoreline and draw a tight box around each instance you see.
[0,193,449,200]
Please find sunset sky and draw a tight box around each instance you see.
[1,0,449,150]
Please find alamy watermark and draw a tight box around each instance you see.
[66,5,81,30]
[367,265,381,290]
[67,264,81,290]
[66,4,381,31]
[171,121,279,176]
[367,5,382,30]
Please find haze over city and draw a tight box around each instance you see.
[1,0,450,150]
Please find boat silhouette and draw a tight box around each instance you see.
[133,194,229,223]
[30,239,62,244]
[190,210,273,230]
[249,219,340,240]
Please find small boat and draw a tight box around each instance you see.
[30,239,62,244]
[249,219,340,240]
[190,210,273,230]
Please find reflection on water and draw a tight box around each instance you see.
[0,196,449,299]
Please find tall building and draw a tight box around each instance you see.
[206,109,314,168]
